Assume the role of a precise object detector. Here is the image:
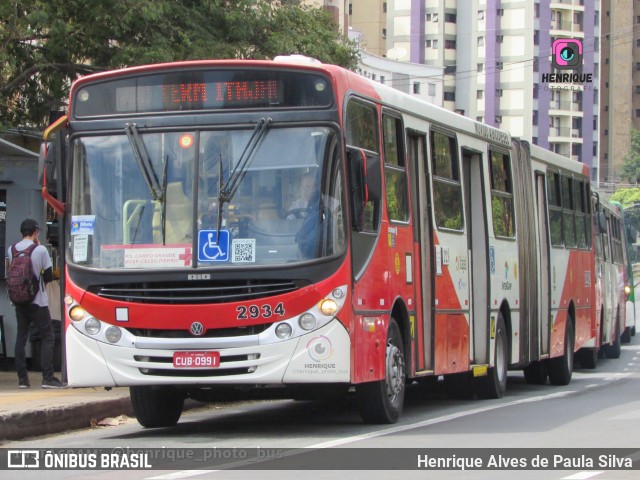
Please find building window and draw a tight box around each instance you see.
[383,2,387,13]
[478,10,485,20]
[413,82,421,94]
[495,115,502,124]
[636,62,640,71]
[477,90,484,99]
[445,40,456,49]
[432,39,439,48]
[534,30,539,45]
[477,63,484,73]
[428,83,436,96]
[477,116,484,122]
[497,8,504,16]
[497,62,503,70]
[497,89,503,97]
[636,109,640,117]
[445,13,457,23]
[533,111,538,126]
[426,39,432,48]
[380,76,385,84]
[593,116,597,129]
[382,28,386,39]
[497,35,504,43]
[478,37,485,46]
[444,91,455,102]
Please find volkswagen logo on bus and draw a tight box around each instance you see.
[189,322,205,336]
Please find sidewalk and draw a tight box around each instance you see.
[0,369,133,442]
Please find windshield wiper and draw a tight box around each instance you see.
[220,117,271,203]
[213,118,271,242]
[125,123,163,201]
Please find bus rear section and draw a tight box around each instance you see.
[585,199,627,364]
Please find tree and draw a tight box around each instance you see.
[1,0,359,130]
[619,127,640,184]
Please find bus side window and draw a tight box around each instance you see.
[547,172,563,247]
[489,150,515,238]
[430,130,463,231]
[383,113,409,223]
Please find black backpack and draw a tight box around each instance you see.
[6,244,40,305]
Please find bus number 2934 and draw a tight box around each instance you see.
[236,302,285,320]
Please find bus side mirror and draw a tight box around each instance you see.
[38,141,57,193]
[347,147,381,231]
[596,211,607,234]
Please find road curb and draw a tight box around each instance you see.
[0,397,134,442]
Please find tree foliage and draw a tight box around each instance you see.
[1,0,359,130]
[619,128,640,184]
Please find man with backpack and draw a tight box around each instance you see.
[7,219,63,389]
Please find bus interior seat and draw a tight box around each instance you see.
[153,182,193,244]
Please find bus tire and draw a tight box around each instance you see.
[130,386,185,428]
[604,318,622,359]
[547,318,574,386]
[523,361,547,384]
[621,327,631,344]
[475,314,508,399]
[356,318,405,424]
[576,347,598,369]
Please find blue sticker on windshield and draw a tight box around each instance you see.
[198,230,230,262]
[71,215,96,236]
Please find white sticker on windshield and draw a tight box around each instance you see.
[73,234,89,262]
[232,239,256,263]
[71,215,96,236]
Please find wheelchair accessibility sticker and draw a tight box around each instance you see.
[198,230,230,262]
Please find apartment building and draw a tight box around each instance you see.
[371,0,599,178]
[599,0,640,188]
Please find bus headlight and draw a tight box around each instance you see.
[275,323,293,340]
[105,326,122,343]
[69,305,86,322]
[320,298,338,316]
[84,318,101,335]
[625,284,632,297]
[299,313,317,331]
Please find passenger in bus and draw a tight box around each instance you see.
[287,172,317,219]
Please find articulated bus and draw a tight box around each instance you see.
[584,198,627,366]
[40,58,596,427]
[610,201,637,344]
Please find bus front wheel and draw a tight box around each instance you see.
[356,318,405,424]
[130,386,185,428]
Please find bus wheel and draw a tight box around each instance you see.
[604,318,622,359]
[130,386,185,428]
[576,347,598,369]
[356,318,405,424]
[523,361,547,384]
[475,314,508,399]
[547,318,574,386]
[621,327,632,344]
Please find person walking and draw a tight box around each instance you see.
[8,219,63,389]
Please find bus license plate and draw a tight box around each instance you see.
[173,351,220,368]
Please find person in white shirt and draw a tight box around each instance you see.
[8,219,64,389]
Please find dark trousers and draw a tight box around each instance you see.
[14,304,55,381]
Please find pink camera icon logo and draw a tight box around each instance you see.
[552,38,583,69]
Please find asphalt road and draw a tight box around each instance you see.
[4,336,640,480]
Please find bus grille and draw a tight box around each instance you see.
[88,279,302,305]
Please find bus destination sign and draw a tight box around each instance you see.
[72,69,333,117]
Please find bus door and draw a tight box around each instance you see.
[408,131,434,371]
[462,149,490,364]
[535,173,551,356]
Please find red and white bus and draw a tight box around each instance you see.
[580,198,628,366]
[40,58,596,427]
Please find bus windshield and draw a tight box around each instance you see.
[69,125,346,269]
